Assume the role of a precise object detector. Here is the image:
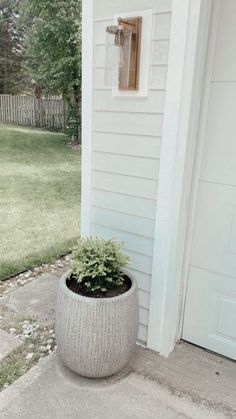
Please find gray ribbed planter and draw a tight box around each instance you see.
[55,270,138,378]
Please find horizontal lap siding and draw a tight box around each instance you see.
[93,171,158,199]
[92,190,156,219]
[91,224,154,257]
[94,111,163,136]
[92,0,172,344]
[93,133,162,158]
[94,0,173,20]
[92,208,156,238]
[93,152,160,179]
[126,251,153,275]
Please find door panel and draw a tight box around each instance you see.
[212,0,236,81]
[184,266,236,360]
[183,0,236,360]
[190,182,236,278]
[200,84,236,186]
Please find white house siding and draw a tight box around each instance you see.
[91,0,172,344]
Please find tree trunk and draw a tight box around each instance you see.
[73,84,81,143]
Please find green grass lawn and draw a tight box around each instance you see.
[0,124,81,280]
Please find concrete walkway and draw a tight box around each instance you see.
[0,353,227,419]
[0,268,236,418]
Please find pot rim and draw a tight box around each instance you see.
[59,268,137,303]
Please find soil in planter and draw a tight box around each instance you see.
[66,274,131,298]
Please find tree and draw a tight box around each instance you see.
[23,0,81,141]
[0,0,28,94]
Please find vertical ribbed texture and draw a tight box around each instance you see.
[56,272,139,378]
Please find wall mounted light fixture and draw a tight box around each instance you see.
[105,17,142,91]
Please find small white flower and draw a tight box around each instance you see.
[25,353,34,360]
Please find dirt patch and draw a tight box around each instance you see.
[66,141,81,151]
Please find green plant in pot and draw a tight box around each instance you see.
[56,237,139,378]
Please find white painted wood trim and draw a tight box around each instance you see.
[178,0,222,339]
[147,0,213,355]
[81,0,94,236]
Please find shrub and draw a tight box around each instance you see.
[71,238,130,294]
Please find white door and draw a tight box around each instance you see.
[182,0,236,360]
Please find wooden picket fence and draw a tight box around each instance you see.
[0,95,68,131]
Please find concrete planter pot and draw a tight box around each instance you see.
[56,270,138,378]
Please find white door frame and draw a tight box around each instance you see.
[147,0,217,355]
[178,0,222,340]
